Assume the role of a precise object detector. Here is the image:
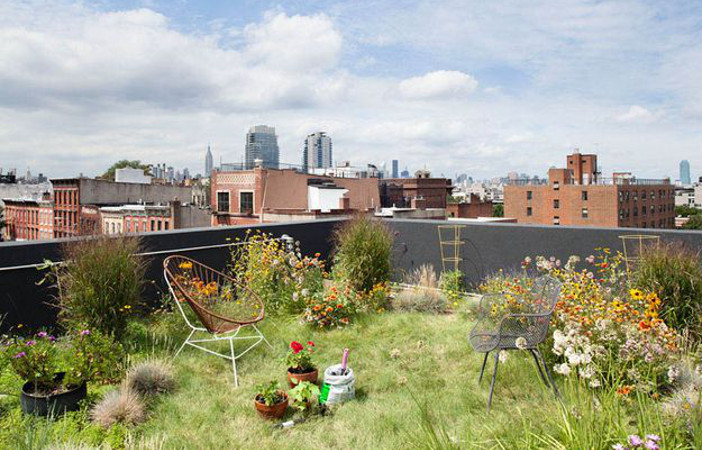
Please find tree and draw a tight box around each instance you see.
[100,160,151,181]
[682,214,702,230]
[492,204,504,218]
[675,205,700,217]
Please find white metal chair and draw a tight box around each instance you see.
[163,255,272,387]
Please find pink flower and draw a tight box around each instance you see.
[80,330,90,336]
[26,340,35,346]
[645,435,660,443]
[14,352,26,358]
[37,331,48,338]
[628,435,643,447]
[644,441,659,450]
[307,341,315,347]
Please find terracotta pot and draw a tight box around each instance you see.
[254,393,288,419]
[20,372,87,417]
[287,368,318,388]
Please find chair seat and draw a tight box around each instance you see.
[469,331,537,352]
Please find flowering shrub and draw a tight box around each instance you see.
[612,433,661,450]
[230,230,326,314]
[357,282,392,314]
[303,284,354,329]
[531,250,678,392]
[439,270,464,307]
[285,340,316,372]
[4,328,123,394]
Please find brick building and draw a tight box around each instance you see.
[504,151,675,228]
[211,165,380,225]
[51,178,192,238]
[380,170,453,209]
[447,194,494,219]
[2,195,53,241]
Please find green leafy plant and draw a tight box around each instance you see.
[42,235,147,340]
[5,332,59,391]
[331,215,394,294]
[255,381,286,406]
[439,270,464,307]
[64,328,124,386]
[633,242,702,339]
[285,341,316,372]
[289,381,320,412]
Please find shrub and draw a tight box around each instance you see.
[303,284,355,329]
[439,270,464,307]
[126,359,176,397]
[331,215,393,294]
[394,265,447,313]
[47,235,146,340]
[90,387,146,428]
[633,242,702,338]
[230,230,326,313]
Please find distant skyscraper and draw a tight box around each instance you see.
[680,160,691,185]
[392,160,399,178]
[245,125,279,169]
[302,132,332,173]
[205,145,213,177]
[400,167,410,178]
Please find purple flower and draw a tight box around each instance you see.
[628,435,643,447]
[645,435,660,443]
[612,444,628,450]
[48,336,56,342]
[14,352,26,358]
[644,441,659,450]
[37,331,48,338]
[80,330,90,336]
[25,340,36,346]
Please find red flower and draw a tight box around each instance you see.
[290,341,303,354]
[307,341,315,347]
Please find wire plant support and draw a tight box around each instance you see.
[437,225,466,273]
[619,234,660,285]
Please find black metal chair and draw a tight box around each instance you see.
[469,275,563,411]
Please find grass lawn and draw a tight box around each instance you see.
[0,309,676,449]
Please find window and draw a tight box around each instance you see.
[157,220,161,231]
[526,191,532,200]
[553,199,560,209]
[150,220,155,231]
[217,191,230,213]
[642,190,647,200]
[164,221,169,230]
[553,182,560,190]
[581,191,588,201]
[553,216,560,225]
[581,208,589,218]
[642,206,647,216]
[527,207,532,216]
[240,192,254,214]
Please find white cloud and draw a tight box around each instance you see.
[398,70,478,99]
[615,105,657,123]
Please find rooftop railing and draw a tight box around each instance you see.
[507,177,671,186]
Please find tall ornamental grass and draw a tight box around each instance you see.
[332,215,394,293]
[633,242,702,339]
[54,235,146,339]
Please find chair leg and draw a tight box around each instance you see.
[534,348,560,399]
[174,329,195,358]
[478,352,489,384]
[487,352,500,412]
[529,349,549,386]
[252,324,273,350]
[229,338,238,388]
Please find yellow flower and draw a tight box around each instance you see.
[629,289,644,300]
[179,261,193,269]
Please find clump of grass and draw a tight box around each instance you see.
[90,387,146,428]
[50,235,147,340]
[633,242,702,338]
[332,214,394,293]
[126,359,176,397]
[394,264,447,313]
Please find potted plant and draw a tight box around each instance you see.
[289,380,320,413]
[5,329,123,416]
[254,381,288,419]
[285,341,318,387]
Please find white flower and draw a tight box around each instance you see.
[579,365,595,380]
[555,363,571,376]
[499,351,509,363]
[567,353,582,366]
[668,365,680,384]
[515,337,528,350]
[301,289,309,297]
[589,378,601,388]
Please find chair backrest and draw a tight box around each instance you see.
[529,275,562,315]
[163,255,265,334]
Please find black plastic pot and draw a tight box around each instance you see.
[20,372,87,417]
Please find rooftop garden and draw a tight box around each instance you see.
[1,217,702,449]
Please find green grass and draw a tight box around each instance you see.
[0,310,693,449]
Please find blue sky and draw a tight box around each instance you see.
[1,0,701,180]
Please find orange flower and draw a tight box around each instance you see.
[616,385,631,396]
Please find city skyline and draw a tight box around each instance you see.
[1,1,702,180]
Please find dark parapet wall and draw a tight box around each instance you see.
[0,219,342,331]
